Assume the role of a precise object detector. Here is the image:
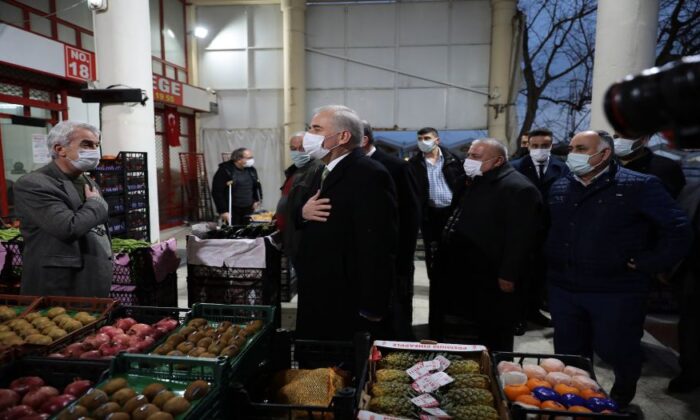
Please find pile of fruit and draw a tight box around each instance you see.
[0,376,93,418]
[0,307,97,347]
[367,351,500,420]
[498,358,619,414]
[0,306,19,323]
[55,377,210,420]
[151,318,264,359]
[48,317,179,360]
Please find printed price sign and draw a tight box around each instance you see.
[411,394,440,408]
[422,407,452,418]
[412,372,454,393]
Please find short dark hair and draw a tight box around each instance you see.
[596,130,615,151]
[362,120,375,145]
[417,127,439,137]
[231,148,248,162]
[527,128,553,140]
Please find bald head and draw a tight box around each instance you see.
[290,131,304,152]
[467,138,508,174]
[568,130,614,180]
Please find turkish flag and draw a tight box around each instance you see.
[164,108,181,147]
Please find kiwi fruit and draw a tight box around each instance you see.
[110,387,136,405]
[219,345,240,358]
[187,347,204,357]
[122,394,149,413]
[132,403,160,420]
[248,319,264,331]
[175,341,194,353]
[153,343,173,355]
[101,378,128,395]
[231,336,246,349]
[162,397,190,416]
[151,390,175,409]
[184,380,209,401]
[201,329,216,338]
[178,326,195,337]
[186,330,204,343]
[186,318,207,328]
[207,342,223,355]
[166,350,184,357]
[79,389,109,410]
[198,352,216,358]
[104,413,131,420]
[0,325,9,332]
[92,402,121,419]
[196,337,213,349]
[165,334,185,346]
[146,412,173,420]
[143,383,168,401]
[57,404,89,420]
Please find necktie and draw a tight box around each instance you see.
[321,166,330,187]
[537,164,545,179]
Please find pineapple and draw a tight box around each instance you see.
[432,352,464,362]
[379,351,420,370]
[375,369,412,384]
[452,374,490,390]
[446,359,481,375]
[368,396,415,417]
[370,382,415,397]
[441,388,494,407]
[444,404,499,420]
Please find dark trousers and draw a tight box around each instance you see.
[391,265,415,340]
[675,273,700,378]
[422,206,452,337]
[520,254,547,319]
[229,205,253,225]
[548,284,647,405]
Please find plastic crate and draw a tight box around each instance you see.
[105,195,126,215]
[126,190,148,210]
[54,353,226,420]
[229,330,371,420]
[492,352,636,419]
[279,255,297,303]
[123,152,146,171]
[0,293,42,316]
[109,215,127,235]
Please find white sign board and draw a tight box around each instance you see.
[32,133,50,164]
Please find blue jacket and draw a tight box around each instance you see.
[545,161,692,293]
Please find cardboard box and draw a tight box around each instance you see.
[359,341,511,419]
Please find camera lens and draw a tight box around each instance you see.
[604,70,666,139]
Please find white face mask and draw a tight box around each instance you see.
[290,151,310,168]
[613,138,637,157]
[529,148,551,163]
[566,151,603,176]
[303,132,341,160]
[244,158,255,168]
[463,158,484,178]
[69,149,101,172]
[417,139,437,153]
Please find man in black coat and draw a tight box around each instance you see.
[294,105,398,341]
[211,148,263,225]
[362,121,421,339]
[613,133,686,198]
[439,139,543,351]
[408,128,464,337]
[511,128,570,331]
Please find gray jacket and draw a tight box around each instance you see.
[14,161,112,297]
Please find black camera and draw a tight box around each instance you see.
[604,55,700,150]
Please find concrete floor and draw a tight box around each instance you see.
[162,226,700,419]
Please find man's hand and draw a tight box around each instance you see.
[219,212,230,224]
[253,201,261,210]
[85,184,100,199]
[498,278,515,293]
[627,258,637,270]
[302,190,331,222]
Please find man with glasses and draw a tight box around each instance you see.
[14,121,112,297]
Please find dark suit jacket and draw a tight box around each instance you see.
[620,147,686,199]
[371,149,421,284]
[294,148,398,340]
[211,162,262,214]
[511,156,570,203]
[408,146,464,221]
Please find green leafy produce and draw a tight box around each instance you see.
[0,228,20,241]
[111,238,151,253]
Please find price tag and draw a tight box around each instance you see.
[422,407,452,418]
[422,359,441,371]
[434,355,451,372]
[412,372,454,393]
[407,362,432,380]
[411,394,440,408]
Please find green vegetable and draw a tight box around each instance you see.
[0,228,21,241]
[111,238,151,253]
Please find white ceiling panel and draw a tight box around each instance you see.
[199,50,247,90]
[397,46,448,88]
[346,4,396,47]
[450,0,491,44]
[346,48,396,88]
[346,89,396,128]
[397,88,447,129]
[398,2,449,45]
[307,48,346,89]
[447,88,488,130]
[306,6,346,48]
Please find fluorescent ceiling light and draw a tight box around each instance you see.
[194,26,209,39]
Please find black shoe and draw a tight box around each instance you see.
[527,311,551,327]
[610,383,636,409]
[514,321,526,336]
[668,375,700,393]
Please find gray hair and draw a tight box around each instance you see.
[473,138,509,161]
[596,130,614,153]
[231,147,249,162]
[292,131,306,138]
[313,105,362,147]
[48,121,100,158]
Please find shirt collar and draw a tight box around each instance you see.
[425,147,443,166]
[326,152,350,172]
[530,155,550,168]
[367,146,377,157]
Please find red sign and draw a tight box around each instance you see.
[153,75,183,105]
[164,107,181,147]
[64,45,96,81]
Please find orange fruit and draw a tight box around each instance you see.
[580,389,606,400]
[569,406,593,412]
[541,400,566,410]
[526,378,552,390]
[504,384,531,401]
[555,383,581,396]
[515,394,541,407]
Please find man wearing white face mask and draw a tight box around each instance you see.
[294,105,398,341]
[14,121,112,297]
[275,132,322,264]
[408,127,464,337]
[613,133,685,198]
[212,147,263,225]
[439,139,542,349]
[546,130,692,407]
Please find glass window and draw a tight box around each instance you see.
[177,70,188,83]
[30,107,50,119]
[57,0,93,30]
[179,116,188,134]
[29,89,51,102]
[17,0,49,13]
[150,0,162,58]
[0,103,23,117]
[81,33,94,51]
[58,24,76,46]
[30,14,52,37]
[165,65,176,80]
[163,0,186,67]
[155,114,163,132]
[0,2,22,26]
[153,59,164,75]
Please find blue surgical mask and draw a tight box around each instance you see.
[417,139,437,153]
[613,138,637,157]
[566,151,603,176]
[290,151,310,168]
[70,149,101,172]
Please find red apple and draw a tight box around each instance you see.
[0,405,35,420]
[135,336,155,352]
[0,389,20,411]
[82,333,110,350]
[21,387,58,409]
[39,394,75,415]
[63,380,92,397]
[97,326,123,338]
[127,324,153,338]
[113,318,137,331]
[62,343,85,358]
[154,318,178,331]
[9,377,44,396]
